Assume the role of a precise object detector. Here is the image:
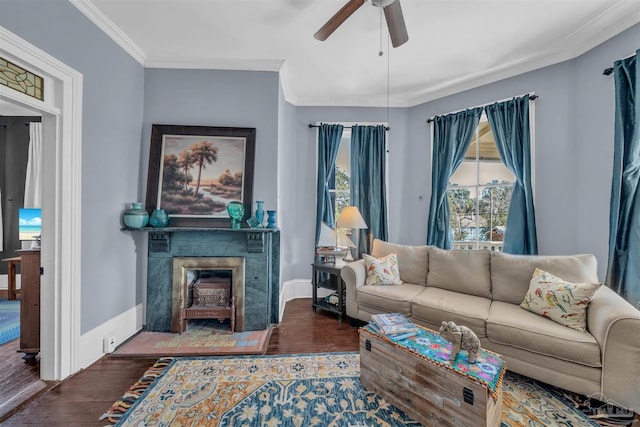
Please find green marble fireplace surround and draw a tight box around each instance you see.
[144,228,280,332]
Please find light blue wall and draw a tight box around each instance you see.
[572,25,640,270]
[408,23,640,280]
[277,83,298,283]
[142,69,279,211]
[289,23,640,281]
[291,106,410,279]
[409,62,577,255]
[2,0,637,335]
[0,0,145,333]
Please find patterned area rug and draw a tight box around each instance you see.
[113,321,271,357]
[0,299,20,346]
[102,352,616,426]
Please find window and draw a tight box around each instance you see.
[328,129,351,223]
[447,118,514,251]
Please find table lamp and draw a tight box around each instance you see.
[337,206,368,261]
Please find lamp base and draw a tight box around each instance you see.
[343,248,355,262]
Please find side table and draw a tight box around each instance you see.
[2,256,22,300]
[311,259,348,321]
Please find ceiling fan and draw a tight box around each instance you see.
[314,0,409,48]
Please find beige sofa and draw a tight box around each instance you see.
[341,239,640,412]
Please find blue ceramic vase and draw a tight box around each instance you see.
[123,202,149,228]
[267,210,277,229]
[149,208,169,227]
[255,201,265,227]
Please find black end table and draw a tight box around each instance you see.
[311,259,349,321]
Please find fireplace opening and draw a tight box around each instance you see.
[183,270,234,332]
[172,257,245,334]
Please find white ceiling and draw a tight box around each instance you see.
[74,0,640,107]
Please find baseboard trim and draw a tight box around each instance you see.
[279,279,332,322]
[78,304,143,369]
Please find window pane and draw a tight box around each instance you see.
[335,134,350,184]
[334,131,351,220]
[447,187,475,242]
[450,161,476,186]
[478,161,514,185]
[334,190,350,220]
[479,185,512,241]
[447,118,515,251]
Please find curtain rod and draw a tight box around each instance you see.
[308,123,390,131]
[602,49,640,76]
[603,51,638,75]
[425,94,538,124]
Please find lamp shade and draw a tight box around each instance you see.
[337,206,368,229]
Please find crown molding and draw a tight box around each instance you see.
[407,1,640,106]
[70,0,146,65]
[144,58,285,72]
[70,0,638,108]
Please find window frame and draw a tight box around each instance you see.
[429,100,536,251]
[315,122,390,224]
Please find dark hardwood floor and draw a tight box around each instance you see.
[0,298,360,426]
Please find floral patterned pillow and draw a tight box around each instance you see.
[363,253,403,286]
[520,268,602,332]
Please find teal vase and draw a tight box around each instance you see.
[226,201,245,229]
[267,210,277,229]
[149,208,169,227]
[123,202,149,228]
[255,201,265,227]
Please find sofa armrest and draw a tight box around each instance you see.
[341,259,366,320]
[587,286,640,412]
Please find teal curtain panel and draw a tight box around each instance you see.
[427,108,483,249]
[485,95,538,255]
[350,125,388,255]
[607,49,640,307]
[315,124,344,245]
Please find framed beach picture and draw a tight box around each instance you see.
[145,124,256,227]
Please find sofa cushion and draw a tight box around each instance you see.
[357,283,425,315]
[363,253,402,285]
[411,287,490,338]
[371,239,429,286]
[491,251,599,305]
[487,301,601,367]
[520,269,602,332]
[426,246,491,298]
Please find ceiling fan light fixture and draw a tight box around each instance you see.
[371,0,395,7]
[314,0,408,48]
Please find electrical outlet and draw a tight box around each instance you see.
[103,335,116,353]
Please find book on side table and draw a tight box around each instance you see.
[369,313,418,341]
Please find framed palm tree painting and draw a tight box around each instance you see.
[145,124,256,227]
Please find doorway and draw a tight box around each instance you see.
[0,26,83,382]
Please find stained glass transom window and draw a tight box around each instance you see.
[0,57,44,101]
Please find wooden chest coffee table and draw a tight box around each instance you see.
[359,324,505,427]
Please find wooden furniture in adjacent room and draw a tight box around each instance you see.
[311,260,347,321]
[2,256,22,300]
[16,249,41,365]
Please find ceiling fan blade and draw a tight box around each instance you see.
[384,0,409,48]
[314,0,366,41]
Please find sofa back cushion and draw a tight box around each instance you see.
[371,239,429,286]
[426,246,491,298]
[491,251,599,305]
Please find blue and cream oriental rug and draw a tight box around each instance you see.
[0,299,20,346]
[100,352,623,427]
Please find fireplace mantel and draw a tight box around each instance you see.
[139,228,280,332]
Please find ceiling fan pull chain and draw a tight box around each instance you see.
[379,5,384,56]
